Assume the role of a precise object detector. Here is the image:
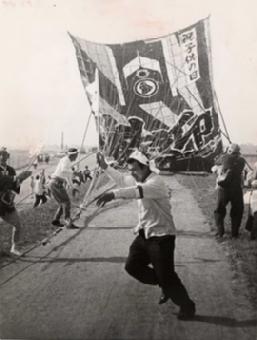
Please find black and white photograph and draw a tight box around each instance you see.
[0,0,257,339]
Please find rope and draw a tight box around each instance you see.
[15,192,33,206]
[214,90,231,144]
[219,130,231,143]
[77,112,93,169]
[72,167,101,221]
[245,160,253,172]
[72,152,96,167]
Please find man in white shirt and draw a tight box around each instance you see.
[96,150,195,320]
[49,148,79,229]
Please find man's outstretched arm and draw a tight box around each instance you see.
[96,152,134,188]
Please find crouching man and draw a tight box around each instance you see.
[96,150,195,320]
[49,148,80,229]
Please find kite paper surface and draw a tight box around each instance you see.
[70,17,222,171]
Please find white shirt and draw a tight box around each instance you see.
[251,162,257,183]
[51,156,73,186]
[211,165,222,189]
[245,162,257,215]
[105,167,176,239]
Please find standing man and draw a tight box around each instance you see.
[96,150,195,320]
[83,165,92,182]
[214,143,246,238]
[49,148,79,229]
[33,174,47,208]
[0,148,27,256]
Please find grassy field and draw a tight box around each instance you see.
[176,173,257,309]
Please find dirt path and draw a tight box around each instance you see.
[0,175,256,339]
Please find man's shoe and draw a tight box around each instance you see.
[66,223,80,229]
[159,293,169,305]
[52,220,64,227]
[177,301,196,320]
[10,248,22,257]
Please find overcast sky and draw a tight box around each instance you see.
[1,0,257,150]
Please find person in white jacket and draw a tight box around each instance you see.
[96,150,195,320]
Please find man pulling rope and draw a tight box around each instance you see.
[96,150,196,320]
[49,148,80,229]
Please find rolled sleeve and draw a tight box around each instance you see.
[113,186,141,199]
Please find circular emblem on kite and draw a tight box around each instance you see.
[136,69,150,78]
[134,78,159,97]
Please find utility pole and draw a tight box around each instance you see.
[61,131,64,151]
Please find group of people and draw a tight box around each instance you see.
[71,165,92,198]
[0,147,92,255]
[93,145,257,320]
[1,142,257,320]
[0,146,196,319]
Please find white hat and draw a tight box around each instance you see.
[128,150,149,166]
[67,148,78,155]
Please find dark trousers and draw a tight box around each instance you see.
[125,231,192,307]
[214,186,244,236]
[33,194,47,207]
[49,179,71,221]
[84,174,92,181]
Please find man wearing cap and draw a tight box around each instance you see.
[0,148,23,255]
[49,148,79,229]
[214,143,246,238]
[96,150,196,320]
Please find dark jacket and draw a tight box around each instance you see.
[216,153,245,189]
[0,165,20,215]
